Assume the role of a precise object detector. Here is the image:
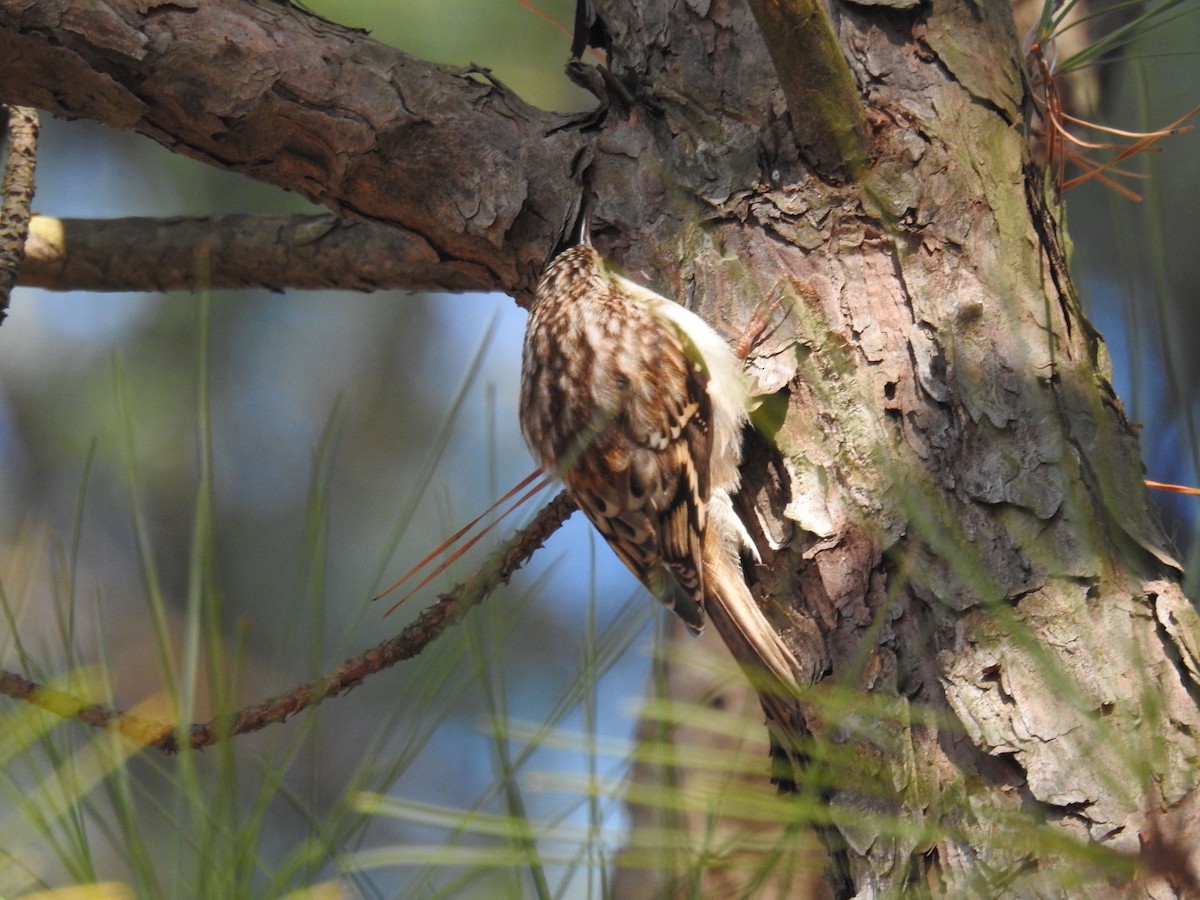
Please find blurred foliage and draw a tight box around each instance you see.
[303,0,592,112]
[1063,5,1200,578]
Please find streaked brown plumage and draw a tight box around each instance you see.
[519,234,810,783]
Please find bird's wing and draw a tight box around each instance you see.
[562,290,715,632]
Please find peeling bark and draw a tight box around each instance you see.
[588,0,1200,895]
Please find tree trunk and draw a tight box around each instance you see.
[1,0,1197,895]
[581,0,1200,895]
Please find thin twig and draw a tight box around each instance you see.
[0,105,39,323]
[0,490,577,752]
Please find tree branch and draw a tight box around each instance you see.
[0,0,589,298]
[0,491,578,752]
[0,105,38,318]
[744,0,871,177]
[21,214,501,294]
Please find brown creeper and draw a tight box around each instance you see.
[519,231,809,776]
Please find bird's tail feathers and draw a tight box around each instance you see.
[702,508,810,788]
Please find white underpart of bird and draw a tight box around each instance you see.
[519,236,810,781]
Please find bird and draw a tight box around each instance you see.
[518,220,810,784]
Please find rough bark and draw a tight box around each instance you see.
[581,0,1200,895]
[0,105,38,317]
[0,0,586,301]
[19,214,499,293]
[2,0,1198,896]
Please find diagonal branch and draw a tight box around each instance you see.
[745,0,871,178]
[0,491,577,752]
[21,214,502,294]
[0,0,588,298]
